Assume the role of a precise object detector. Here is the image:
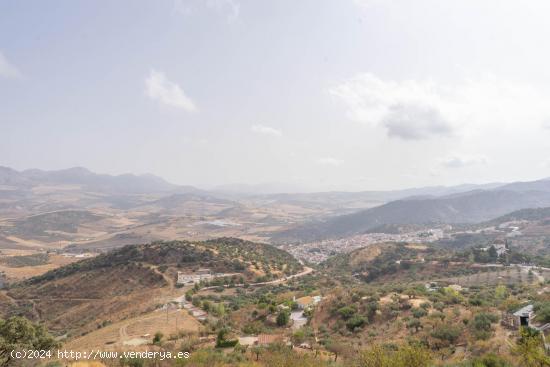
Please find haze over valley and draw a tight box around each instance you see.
[5,1,550,366]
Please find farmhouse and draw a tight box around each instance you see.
[177,269,213,285]
[502,304,536,329]
[294,295,322,310]
[176,269,240,285]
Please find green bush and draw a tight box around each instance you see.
[346,315,367,331]
[337,305,357,320]
[431,324,461,344]
[276,311,290,327]
[411,307,428,318]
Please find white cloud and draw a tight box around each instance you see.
[317,157,343,166]
[330,73,550,141]
[0,51,21,79]
[145,70,197,112]
[383,103,453,140]
[439,154,488,169]
[250,124,282,137]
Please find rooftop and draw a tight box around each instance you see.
[513,304,534,317]
[295,296,314,306]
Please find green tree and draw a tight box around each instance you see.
[0,316,59,366]
[250,345,263,361]
[471,312,498,340]
[215,328,238,348]
[411,307,428,319]
[346,315,367,331]
[153,331,163,345]
[534,302,550,323]
[512,327,550,367]
[431,324,461,345]
[276,311,289,327]
[365,301,379,322]
[337,305,356,320]
[407,319,423,333]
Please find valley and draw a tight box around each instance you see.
[3,168,550,366]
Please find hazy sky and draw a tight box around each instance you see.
[3,0,550,191]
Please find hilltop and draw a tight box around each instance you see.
[319,243,455,283]
[1,238,302,336]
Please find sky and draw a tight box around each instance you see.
[2,0,550,191]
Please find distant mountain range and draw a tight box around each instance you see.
[0,166,198,194]
[272,178,550,243]
[0,166,508,215]
[5,166,550,246]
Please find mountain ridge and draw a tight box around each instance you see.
[272,178,550,243]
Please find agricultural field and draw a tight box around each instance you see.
[67,308,201,350]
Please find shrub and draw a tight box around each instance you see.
[356,343,431,367]
[470,353,513,367]
[411,307,428,318]
[407,319,422,333]
[428,311,445,321]
[215,328,239,348]
[431,324,461,344]
[153,331,163,345]
[471,312,499,340]
[337,305,357,320]
[346,315,367,331]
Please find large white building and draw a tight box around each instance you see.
[177,268,213,285]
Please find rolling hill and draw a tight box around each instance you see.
[1,238,302,336]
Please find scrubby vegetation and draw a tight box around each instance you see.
[0,253,49,267]
[21,238,301,285]
[5,210,103,239]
